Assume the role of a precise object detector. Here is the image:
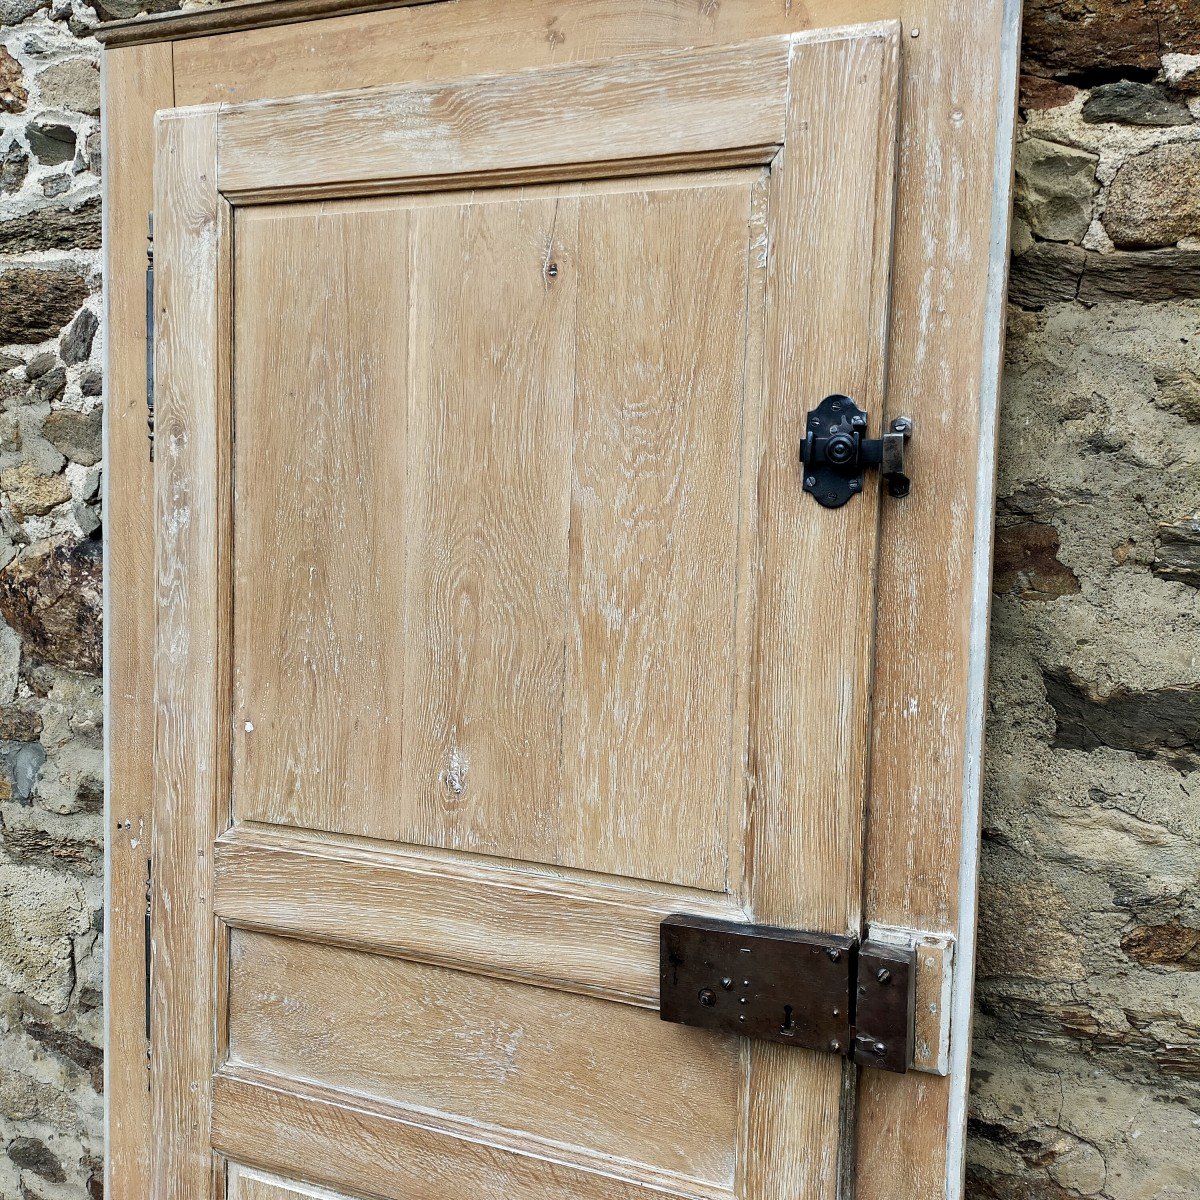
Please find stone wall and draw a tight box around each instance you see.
[0,0,104,1196]
[970,4,1200,1198]
[0,1,1196,1198]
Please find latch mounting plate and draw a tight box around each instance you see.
[799,394,912,508]
[660,915,915,1073]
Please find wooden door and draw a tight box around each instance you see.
[151,25,900,1200]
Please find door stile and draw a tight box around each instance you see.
[151,104,232,1200]
[740,29,899,1200]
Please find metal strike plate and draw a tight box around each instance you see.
[660,915,856,1054]
[853,939,916,1073]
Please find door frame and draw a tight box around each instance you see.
[100,2,1023,1198]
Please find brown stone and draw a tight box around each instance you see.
[0,706,43,741]
[0,268,89,345]
[1078,247,1200,303]
[1019,74,1078,111]
[21,1015,103,1093]
[993,522,1082,600]
[1155,370,1200,423]
[1009,242,1085,308]
[7,1136,65,1184]
[0,462,70,518]
[1121,922,1200,970]
[1103,143,1200,249]
[1022,0,1200,78]
[0,537,101,675]
[1153,518,1200,586]
[0,47,27,114]
[0,196,101,255]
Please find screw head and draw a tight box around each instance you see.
[876,968,891,984]
[698,988,716,1007]
[829,1039,842,1053]
[826,946,841,962]
[873,1041,887,1057]
[804,475,816,488]
[848,479,861,491]
[720,976,734,991]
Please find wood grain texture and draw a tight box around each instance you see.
[213,1068,735,1200]
[214,41,789,197]
[740,28,899,1200]
[227,930,742,1184]
[227,1166,362,1200]
[398,190,576,861]
[231,202,409,840]
[150,106,227,1200]
[213,824,744,1006]
[562,180,759,894]
[102,40,173,1200]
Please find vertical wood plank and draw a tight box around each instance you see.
[742,28,899,1200]
[231,203,410,839]
[102,38,173,1200]
[563,180,757,893]
[150,106,227,1199]
[400,192,577,860]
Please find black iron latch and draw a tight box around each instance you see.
[660,915,915,1073]
[800,394,912,509]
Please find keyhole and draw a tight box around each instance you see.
[781,1005,794,1035]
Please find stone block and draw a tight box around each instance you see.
[1104,143,1200,249]
[1014,137,1098,244]
[0,267,88,345]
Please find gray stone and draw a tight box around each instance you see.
[1153,519,1200,587]
[0,141,29,194]
[78,363,100,396]
[0,859,87,1012]
[41,171,70,197]
[42,408,99,465]
[25,120,74,167]
[0,46,28,114]
[1014,137,1098,244]
[1104,142,1200,249]
[0,268,88,345]
[59,306,97,364]
[1081,80,1192,126]
[24,352,56,381]
[0,0,47,22]
[0,196,101,254]
[34,57,99,116]
[30,365,66,405]
[83,128,99,174]
[1043,669,1200,769]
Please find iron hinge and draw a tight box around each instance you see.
[146,212,155,463]
[799,393,912,509]
[659,915,916,1073]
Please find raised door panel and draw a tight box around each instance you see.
[232,172,762,891]
[151,27,900,1200]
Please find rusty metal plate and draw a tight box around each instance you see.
[853,939,916,1073]
[659,914,855,1053]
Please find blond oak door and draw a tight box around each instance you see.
[151,25,901,1200]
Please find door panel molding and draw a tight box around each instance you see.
[213,1068,738,1200]
[214,824,746,1007]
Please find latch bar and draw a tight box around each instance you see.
[659,914,916,1073]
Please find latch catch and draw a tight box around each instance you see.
[659,914,916,1073]
[799,394,912,509]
